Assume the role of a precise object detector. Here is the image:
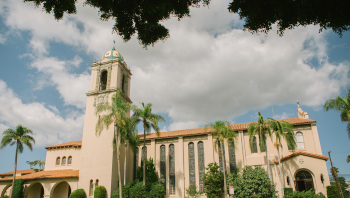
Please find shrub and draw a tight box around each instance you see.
[229,166,277,198]
[284,188,293,195]
[94,186,107,198]
[327,185,338,198]
[69,189,86,198]
[203,163,223,198]
[13,179,25,198]
[284,189,325,198]
[186,185,202,198]
[136,158,159,187]
[112,181,136,198]
[148,183,166,198]
[129,181,147,198]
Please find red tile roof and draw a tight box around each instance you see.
[141,117,316,140]
[0,169,79,181]
[45,141,82,150]
[0,169,35,176]
[274,151,329,164]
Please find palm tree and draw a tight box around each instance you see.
[269,119,296,196]
[95,91,130,198]
[347,155,350,163]
[1,124,35,198]
[248,112,273,181]
[204,120,237,198]
[324,88,350,138]
[132,102,165,186]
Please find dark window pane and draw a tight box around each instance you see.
[169,144,175,195]
[189,142,196,185]
[198,141,205,192]
[160,145,166,190]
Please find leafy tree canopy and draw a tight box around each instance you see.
[24,0,349,47]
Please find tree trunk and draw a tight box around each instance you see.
[277,146,284,196]
[265,143,272,188]
[221,141,227,198]
[143,127,146,186]
[10,141,19,198]
[124,143,127,185]
[115,125,122,198]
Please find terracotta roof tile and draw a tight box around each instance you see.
[141,117,316,140]
[0,169,35,176]
[274,151,329,164]
[0,169,79,181]
[45,141,82,150]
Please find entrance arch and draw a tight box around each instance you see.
[1,184,12,197]
[51,181,71,198]
[25,182,44,198]
[295,170,314,192]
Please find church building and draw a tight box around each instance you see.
[0,48,330,198]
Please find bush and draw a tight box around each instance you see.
[94,186,107,198]
[186,185,202,198]
[69,189,86,198]
[203,163,223,198]
[327,185,338,198]
[228,166,277,198]
[136,158,159,187]
[112,181,136,198]
[129,182,147,198]
[13,179,25,198]
[148,183,166,198]
[284,188,293,195]
[284,189,325,198]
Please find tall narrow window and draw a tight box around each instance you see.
[160,145,166,191]
[218,141,227,174]
[122,74,127,94]
[134,149,139,180]
[198,141,205,192]
[100,70,108,91]
[89,180,93,196]
[95,179,99,187]
[56,157,60,165]
[62,156,66,165]
[228,141,236,173]
[142,146,147,162]
[251,136,258,153]
[188,142,196,185]
[296,132,305,149]
[169,144,175,195]
[68,156,72,165]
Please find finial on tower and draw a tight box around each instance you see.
[113,40,116,50]
[297,100,300,108]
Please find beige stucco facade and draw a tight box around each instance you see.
[0,48,330,198]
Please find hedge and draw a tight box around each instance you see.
[94,186,107,198]
[284,188,293,196]
[148,183,165,198]
[69,189,87,198]
[327,185,338,198]
[13,179,25,198]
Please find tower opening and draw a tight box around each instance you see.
[100,70,108,90]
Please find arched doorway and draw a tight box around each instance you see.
[26,182,44,198]
[295,170,314,192]
[51,181,71,198]
[1,184,12,197]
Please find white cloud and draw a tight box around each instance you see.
[0,80,84,146]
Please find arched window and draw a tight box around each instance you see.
[160,145,166,190]
[198,141,205,191]
[62,157,66,165]
[296,132,305,149]
[188,142,196,185]
[89,180,93,196]
[100,70,108,91]
[295,170,314,192]
[67,156,72,165]
[218,141,227,174]
[142,146,147,162]
[251,136,258,153]
[228,141,236,173]
[169,144,175,195]
[95,179,99,187]
[56,157,60,165]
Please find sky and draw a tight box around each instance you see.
[0,0,349,180]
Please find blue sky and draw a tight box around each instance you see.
[0,0,349,180]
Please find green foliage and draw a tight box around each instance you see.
[148,183,166,198]
[130,181,148,198]
[203,163,223,198]
[186,185,202,198]
[329,175,350,198]
[69,189,87,198]
[94,186,107,198]
[228,166,277,198]
[12,179,25,198]
[284,189,325,198]
[4,196,9,198]
[136,158,159,186]
[327,185,338,198]
[284,188,293,196]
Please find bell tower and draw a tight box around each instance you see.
[79,47,132,197]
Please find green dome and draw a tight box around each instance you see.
[102,47,124,61]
